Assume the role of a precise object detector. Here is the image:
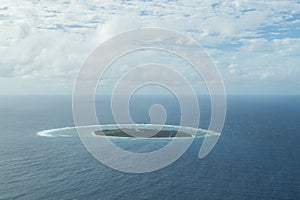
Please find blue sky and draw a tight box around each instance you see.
[0,0,299,95]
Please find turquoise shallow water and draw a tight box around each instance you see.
[0,95,300,199]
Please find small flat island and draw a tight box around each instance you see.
[94,128,193,138]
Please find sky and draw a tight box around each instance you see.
[0,0,300,95]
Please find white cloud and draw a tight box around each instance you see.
[0,0,299,94]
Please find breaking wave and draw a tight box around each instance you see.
[37,124,220,138]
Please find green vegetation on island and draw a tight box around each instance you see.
[94,128,192,138]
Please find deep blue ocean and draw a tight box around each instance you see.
[0,95,300,200]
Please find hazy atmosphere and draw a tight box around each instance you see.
[1,1,300,200]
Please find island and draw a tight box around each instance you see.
[93,128,193,138]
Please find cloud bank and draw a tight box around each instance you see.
[0,0,299,94]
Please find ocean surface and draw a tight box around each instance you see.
[0,95,300,200]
